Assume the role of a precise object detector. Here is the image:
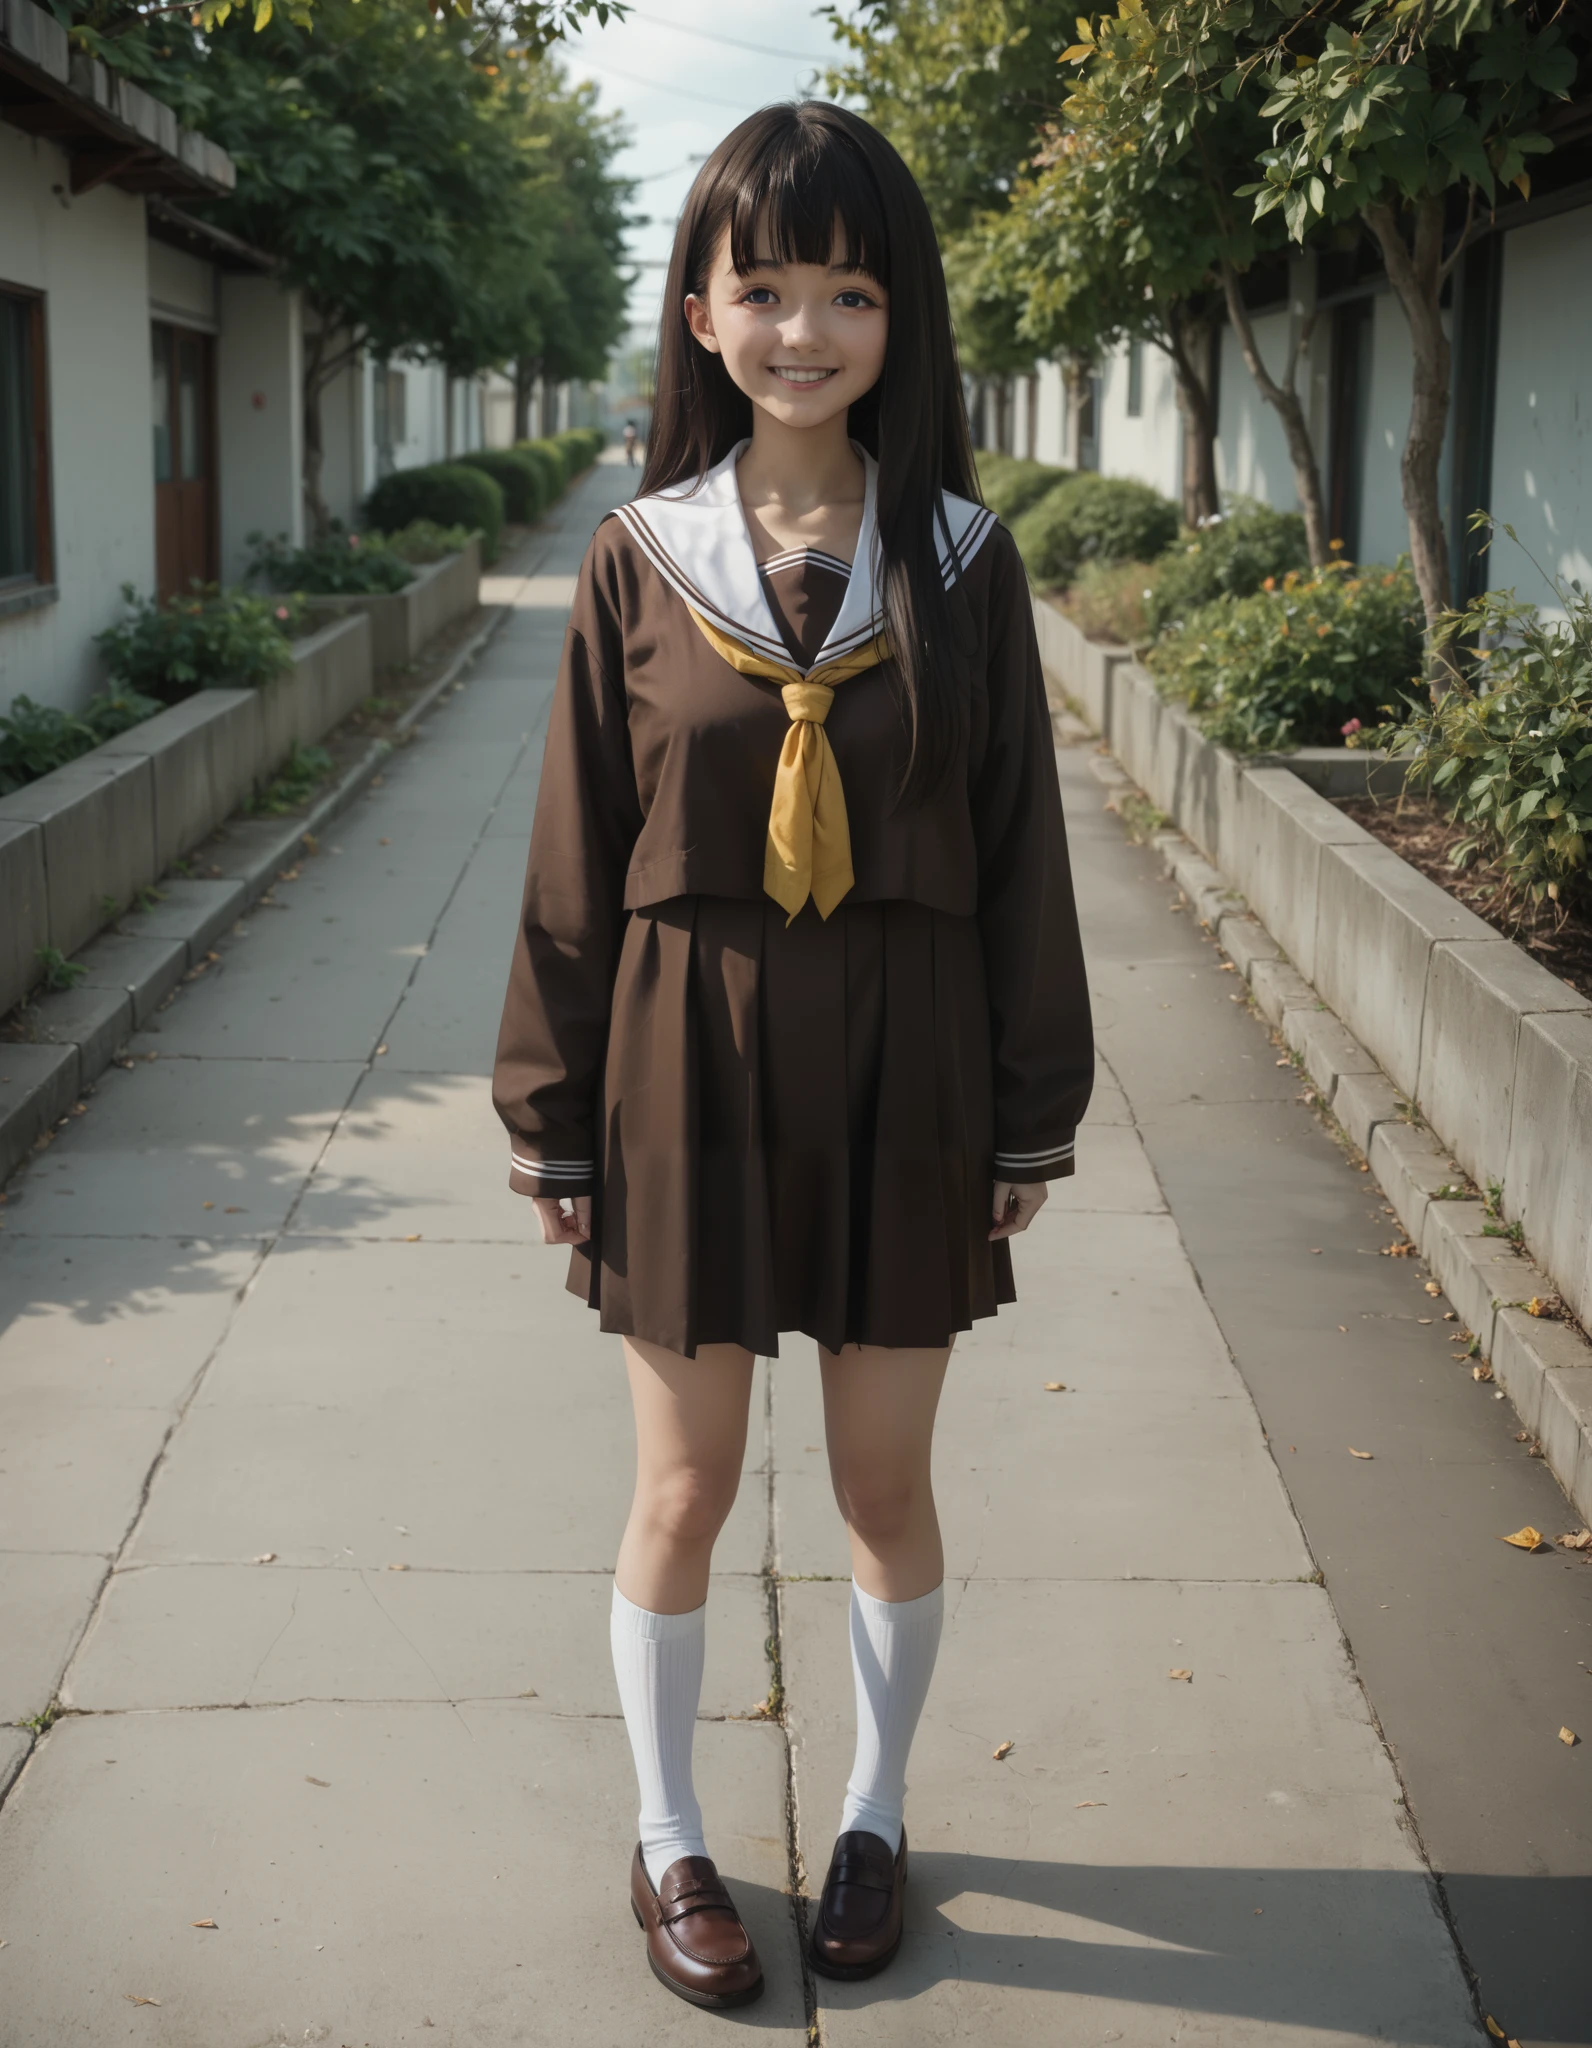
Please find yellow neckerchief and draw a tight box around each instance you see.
[686,608,890,924]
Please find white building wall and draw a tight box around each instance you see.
[216,275,303,580]
[1032,360,1068,467]
[147,238,217,333]
[0,126,156,714]
[1098,340,1181,503]
[1212,311,1297,513]
[1490,206,1592,603]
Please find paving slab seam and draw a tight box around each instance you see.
[0,512,569,1193]
[2,611,557,1794]
[1082,754,1518,2041]
[1089,738,1592,1535]
[767,1360,824,2046]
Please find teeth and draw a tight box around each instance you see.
[774,368,834,384]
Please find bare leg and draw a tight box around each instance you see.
[820,1341,952,1600]
[615,1337,756,1614]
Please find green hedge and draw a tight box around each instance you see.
[975,452,1073,525]
[554,427,605,476]
[1146,559,1424,752]
[515,440,564,504]
[1145,503,1311,636]
[1012,473,1180,587]
[457,449,547,524]
[96,583,307,705]
[361,463,504,563]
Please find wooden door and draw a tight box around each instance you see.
[152,321,217,600]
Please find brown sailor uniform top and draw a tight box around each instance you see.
[493,441,1093,1357]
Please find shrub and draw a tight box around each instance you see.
[373,519,475,564]
[975,452,1073,524]
[1371,530,1592,913]
[1145,502,1312,636]
[246,528,413,596]
[1064,559,1162,648]
[1147,558,1424,752]
[457,449,546,524]
[362,463,503,563]
[0,685,163,796]
[95,585,307,706]
[1012,473,1180,587]
[515,440,562,506]
[554,427,604,474]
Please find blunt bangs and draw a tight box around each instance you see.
[718,121,890,287]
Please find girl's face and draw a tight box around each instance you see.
[684,222,889,433]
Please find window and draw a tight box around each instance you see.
[0,285,51,592]
[1125,336,1144,420]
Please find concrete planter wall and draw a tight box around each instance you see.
[305,538,481,674]
[0,612,371,1018]
[1036,595,1592,1334]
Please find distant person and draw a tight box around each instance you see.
[494,101,1091,2012]
[622,419,640,466]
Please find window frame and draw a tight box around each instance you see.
[0,280,54,599]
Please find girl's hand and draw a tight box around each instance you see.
[532,1195,592,1245]
[990,1180,1047,1240]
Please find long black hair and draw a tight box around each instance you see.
[641,101,981,804]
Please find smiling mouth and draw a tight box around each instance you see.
[771,366,838,386]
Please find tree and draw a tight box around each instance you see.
[1233,0,1580,649]
[192,3,629,530]
[1060,4,1334,560]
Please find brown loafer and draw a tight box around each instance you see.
[629,1844,764,2009]
[808,1827,907,1979]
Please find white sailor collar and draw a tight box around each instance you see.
[612,440,998,676]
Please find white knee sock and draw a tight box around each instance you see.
[609,1586,709,1890]
[839,1581,944,1853]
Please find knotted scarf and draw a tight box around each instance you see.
[686,608,890,923]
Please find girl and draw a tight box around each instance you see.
[493,100,1092,2009]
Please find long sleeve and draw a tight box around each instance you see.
[493,548,643,1199]
[972,530,1094,1179]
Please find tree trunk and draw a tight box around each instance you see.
[1162,303,1219,527]
[1218,259,1329,565]
[302,325,332,540]
[1025,369,1039,460]
[512,356,541,442]
[1364,195,1455,677]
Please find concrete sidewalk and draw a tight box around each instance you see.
[0,455,1483,2045]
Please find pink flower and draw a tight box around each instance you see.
[275,606,290,620]
[1341,717,1362,736]
[348,534,361,549]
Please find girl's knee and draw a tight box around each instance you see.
[637,1464,741,1549]
[831,1469,929,1549]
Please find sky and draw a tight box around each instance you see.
[554,0,857,344]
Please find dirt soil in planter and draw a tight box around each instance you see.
[1336,792,1592,1002]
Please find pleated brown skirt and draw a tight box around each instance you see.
[566,895,1015,1357]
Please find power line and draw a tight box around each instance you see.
[570,52,780,111]
[620,6,836,66]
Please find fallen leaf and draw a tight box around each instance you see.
[1275,1057,1291,1067]
[992,1740,1014,1760]
[1418,1316,1433,1324]
[1560,1727,1579,1746]
[202,1200,214,1211]
[301,833,319,855]
[1349,1447,1373,1460]
[1501,1526,1547,1552]
[1310,1247,1321,1255]
[1381,1242,1415,1258]
[1043,1381,1066,1392]
[1527,1296,1549,1317]
[1558,1530,1592,1551]
[379,837,391,846]
[1168,1668,1193,1682]
[1514,1431,1530,1443]
[305,1775,330,1787]
[1424,1280,1442,1296]
[124,1995,161,2006]
[404,1233,422,1242]
[223,1206,244,1214]
[191,1918,217,1929]
[1337,1325,1348,1334]
[1473,1363,1494,1382]
[253,1552,277,1564]
[387,1562,409,1571]
[1075,1799,1107,1807]
[375,1044,389,1057]
[518,1688,538,1698]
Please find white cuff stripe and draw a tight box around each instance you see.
[994,1142,1076,1168]
[512,1155,593,1179]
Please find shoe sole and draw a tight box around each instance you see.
[807,1927,903,1981]
[631,1895,765,2009]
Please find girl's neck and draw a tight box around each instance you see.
[735,408,866,561]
